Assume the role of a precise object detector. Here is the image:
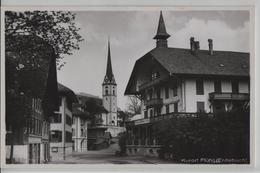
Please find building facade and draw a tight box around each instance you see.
[5,35,59,164]
[72,111,89,152]
[72,94,91,152]
[124,11,250,157]
[50,83,77,160]
[102,40,118,126]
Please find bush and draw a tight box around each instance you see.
[155,110,250,163]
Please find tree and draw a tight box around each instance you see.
[85,98,108,126]
[5,11,83,68]
[5,11,83,163]
[126,96,141,115]
[117,110,132,127]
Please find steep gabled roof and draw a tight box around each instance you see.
[149,47,249,77]
[124,47,249,95]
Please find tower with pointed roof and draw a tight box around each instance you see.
[154,11,171,48]
[102,39,117,126]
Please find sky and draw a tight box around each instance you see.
[57,10,249,111]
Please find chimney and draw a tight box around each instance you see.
[208,39,213,55]
[194,41,200,56]
[190,37,195,52]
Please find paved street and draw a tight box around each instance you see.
[49,141,170,164]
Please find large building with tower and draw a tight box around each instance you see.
[102,40,118,126]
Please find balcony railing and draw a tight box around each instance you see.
[144,98,163,108]
[126,112,198,127]
[209,92,249,101]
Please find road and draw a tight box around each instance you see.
[49,141,170,164]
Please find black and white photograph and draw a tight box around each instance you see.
[1,5,255,168]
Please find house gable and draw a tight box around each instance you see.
[124,53,170,95]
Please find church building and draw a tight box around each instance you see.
[102,40,118,126]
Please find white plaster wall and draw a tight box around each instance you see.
[103,84,118,125]
[184,79,213,113]
[50,96,73,158]
[6,145,28,163]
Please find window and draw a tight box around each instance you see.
[25,117,42,135]
[144,110,148,118]
[51,113,61,123]
[196,79,204,95]
[72,129,75,136]
[50,130,62,142]
[151,72,160,80]
[214,80,222,93]
[66,115,72,126]
[156,89,161,99]
[149,109,154,117]
[165,87,169,99]
[105,89,108,95]
[197,102,205,112]
[173,87,178,97]
[51,147,58,153]
[174,103,178,112]
[232,80,239,93]
[113,90,115,95]
[32,98,42,112]
[165,105,169,114]
[65,131,72,142]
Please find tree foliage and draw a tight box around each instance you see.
[85,98,108,126]
[5,11,83,68]
[5,11,83,123]
[117,110,132,127]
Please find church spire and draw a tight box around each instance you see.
[103,38,116,85]
[153,11,171,48]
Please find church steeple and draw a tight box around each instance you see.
[102,38,118,126]
[103,39,116,85]
[153,11,171,48]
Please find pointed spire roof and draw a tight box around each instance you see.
[103,38,116,85]
[153,11,171,40]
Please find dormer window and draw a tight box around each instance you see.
[151,72,160,80]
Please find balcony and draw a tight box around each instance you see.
[138,76,168,91]
[144,98,163,108]
[209,92,249,101]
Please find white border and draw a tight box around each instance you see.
[0,0,258,172]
